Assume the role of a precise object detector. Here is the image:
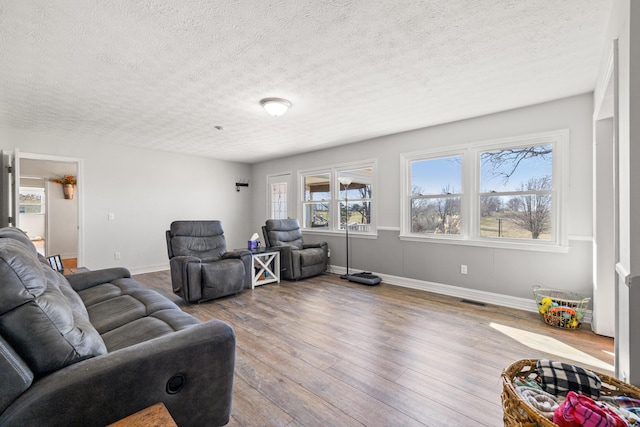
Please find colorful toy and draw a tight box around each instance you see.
[533,286,590,330]
[538,297,553,314]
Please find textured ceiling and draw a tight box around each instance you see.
[0,1,611,164]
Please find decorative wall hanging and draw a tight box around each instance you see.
[52,175,77,200]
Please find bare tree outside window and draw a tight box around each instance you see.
[480,144,553,240]
[410,155,462,235]
[411,185,461,234]
[482,146,552,183]
[507,176,552,239]
[404,132,562,243]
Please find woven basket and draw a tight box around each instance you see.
[533,286,590,329]
[501,359,640,426]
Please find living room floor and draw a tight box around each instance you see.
[134,271,614,427]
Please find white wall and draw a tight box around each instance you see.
[47,178,78,258]
[251,94,594,302]
[595,0,640,385]
[0,128,252,273]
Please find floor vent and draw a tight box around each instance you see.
[460,299,487,307]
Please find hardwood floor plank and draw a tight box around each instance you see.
[395,367,503,426]
[133,271,615,426]
[227,377,294,427]
[234,346,363,427]
[326,359,483,427]
[230,317,426,426]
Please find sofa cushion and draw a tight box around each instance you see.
[80,278,185,334]
[0,239,107,376]
[101,309,201,351]
[168,221,228,261]
[266,219,304,249]
[0,228,38,257]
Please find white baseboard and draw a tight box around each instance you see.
[330,265,593,324]
[59,252,77,260]
[129,264,168,275]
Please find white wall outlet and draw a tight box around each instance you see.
[114,252,121,260]
[460,264,468,275]
[108,212,115,221]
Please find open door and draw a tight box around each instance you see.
[0,148,20,228]
[0,150,11,228]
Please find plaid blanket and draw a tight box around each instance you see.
[601,396,640,415]
[537,359,602,399]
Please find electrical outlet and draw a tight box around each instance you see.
[114,252,121,260]
[460,264,468,275]
[108,212,115,221]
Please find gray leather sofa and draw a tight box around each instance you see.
[0,227,235,427]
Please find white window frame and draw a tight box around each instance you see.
[405,149,468,239]
[299,160,377,237]
[400,129,569,252]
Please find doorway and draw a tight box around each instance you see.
[2,151,83,269]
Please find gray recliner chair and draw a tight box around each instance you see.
[166,220,251,303]
[262,219,328,280]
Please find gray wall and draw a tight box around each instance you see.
[251,93,594,301]
[0,128,252,272]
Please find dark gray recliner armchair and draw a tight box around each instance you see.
[166,220,251,303]
[263,219,328,280]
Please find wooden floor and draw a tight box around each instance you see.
[133,271,614,427]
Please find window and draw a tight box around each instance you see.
[410,155,462,235]
[270,181,288,219]
[401,130,568,249]
[268,173,291,220]
[339,167,373,233]
[479,144,553,240]
[302,172,330,229]
[300,161,376,233]
[19,187,45,214]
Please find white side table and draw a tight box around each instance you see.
[249,249,280,288]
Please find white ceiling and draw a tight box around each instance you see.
[0,1,611,164]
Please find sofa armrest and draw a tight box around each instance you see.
[222,250,252,289]
[302,242,327,250]
[65,267,131,291]
[169,256,202,302]
[0,320,236,427]
[223,249,250,259]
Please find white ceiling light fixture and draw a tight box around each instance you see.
[260,98,292,116]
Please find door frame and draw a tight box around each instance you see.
[17,152,84,267]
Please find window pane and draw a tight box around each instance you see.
[303,203,329,229]
[270,182,287,219]
[304,173,330,201]
[339,201,371,232]
[339,168,373,200]
[411,197,461,235]
[480,194,552,240]
[411,156,462,196]
[480,144,552,192]
[339,167,373,232]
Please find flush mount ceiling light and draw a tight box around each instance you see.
[260,98,292,116]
